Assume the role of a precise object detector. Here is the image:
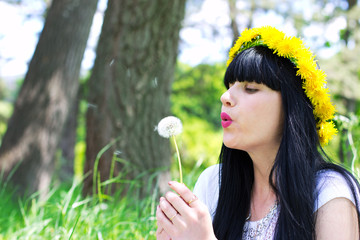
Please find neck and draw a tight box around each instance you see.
[248,146,277,192]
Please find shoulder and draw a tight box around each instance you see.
[315,169,360,211]
[315,197,359,239]
[315,170,360,239]
[193,164,220,219]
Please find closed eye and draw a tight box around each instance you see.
[245,87,258,93]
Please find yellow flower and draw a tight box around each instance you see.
[274,37,302,58]
[227,29,260,66]
[310,88,330,106]
[314,102,336,120]
[292,44,312,58]
[296,56,317,80]
[240,28,260,43]
[317,121,337,146]
[261,26,285,49]
[227,38,244,66]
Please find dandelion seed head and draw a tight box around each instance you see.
[156,116,183,138]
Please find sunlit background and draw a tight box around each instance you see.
[0,0,350,80]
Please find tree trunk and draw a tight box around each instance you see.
[58,89,80,182]
[83,0,186,196]
[0,0,98,197]
[228,0,240,46]
[227,0,256,46]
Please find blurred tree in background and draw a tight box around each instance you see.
[0,0,99,197]
[83,0,186,196]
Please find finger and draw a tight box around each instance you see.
[168,181,200,208]
[156,205,177,237]
[159,197,179,223]
[164,191,190,216]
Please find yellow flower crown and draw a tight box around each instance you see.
[227,26,337,146]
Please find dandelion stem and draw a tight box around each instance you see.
[172,135,183,184]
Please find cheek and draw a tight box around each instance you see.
[253,96,283,135]
[263,100,284,136]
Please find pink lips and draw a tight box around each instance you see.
[221,112,233,128]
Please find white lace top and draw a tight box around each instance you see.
[193,164,360,240]
[242,202,279,240]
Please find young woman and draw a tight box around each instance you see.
[156,26,360,240]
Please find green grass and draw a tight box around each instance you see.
[0,163,205,240]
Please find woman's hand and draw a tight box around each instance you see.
[156,181,217,240]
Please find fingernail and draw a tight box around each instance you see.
[160,197,165,202]
[168,181,174,186]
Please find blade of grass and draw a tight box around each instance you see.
[68,212,81,240]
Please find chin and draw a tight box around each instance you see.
[223,138,249,151]
[223,134,235,148]
[223,140,240,150]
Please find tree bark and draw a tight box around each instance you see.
[0,0,98,196]
[83,0,186,196]
[58,89,80,182]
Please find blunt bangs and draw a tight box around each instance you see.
[224,46,291,91]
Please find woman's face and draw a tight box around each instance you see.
[220,81,284,152]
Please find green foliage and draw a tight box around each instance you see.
[324,41,331,48]
[319,23,360,170]
[0,101,13,143]
[0,80,7,100]
[74,141,86,181]
[72,73,91,180]
[172,62,226,129]
[73,99,89,180]
[0,161,205,239]
[332,113,360,176]
[339,28,348,42]
[0,77,22,144]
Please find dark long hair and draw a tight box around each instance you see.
[213,46,360,239]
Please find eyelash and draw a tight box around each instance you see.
[227,82,259,93]
[245,87,258,93]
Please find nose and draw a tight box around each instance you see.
[220,90,234,107]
